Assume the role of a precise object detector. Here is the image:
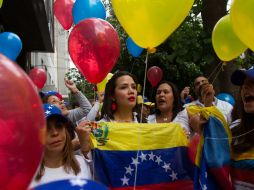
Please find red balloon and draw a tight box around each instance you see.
[147,66,163,87]
[68,18,120,84]
[0,54,45,190]
[188,133,200,164]
[29,67,47,89]
[54,0,74,30]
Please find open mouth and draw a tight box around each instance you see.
[158,99,166,105]
[244,95,254,103]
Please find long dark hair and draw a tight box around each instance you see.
[153,80,182,120]
[36,116,80,180]
[101,71,141,121]
[232,90,254,153]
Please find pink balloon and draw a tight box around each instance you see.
[68,18,120,84]
[29,67,47,89]
[147,66,163,87]
[0,54,45,190]
[54,0,74,30]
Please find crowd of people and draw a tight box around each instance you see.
[29,65,254,189]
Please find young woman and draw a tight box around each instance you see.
[30,104,92,188]
[100,71,140,123]
[43,78,92,126]
[147,81,182,123]
[230,66,254,189]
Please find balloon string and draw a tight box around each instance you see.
[133,51,149,190]
[203,128,254,140]
[210,62,223,85]
[207,61,223,83]
[130,59,137,74]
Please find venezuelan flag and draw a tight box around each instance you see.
[187,106,233,190]
[91,122,194,190]
[231,148,254,189]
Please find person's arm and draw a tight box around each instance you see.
[173,109,190,132]
[180,86,191,104]
[86,101,100,121]
[65,78,92,123]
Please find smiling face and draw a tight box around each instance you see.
[241,77,254,114]
[114,75,137,110]
[156,83,174,113]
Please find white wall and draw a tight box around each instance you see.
[30,17,71,96]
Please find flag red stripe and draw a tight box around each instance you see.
[110,180,193,190]
[209,166,233,190]
[231,168,254,185]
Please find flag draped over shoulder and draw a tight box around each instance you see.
[90,122,194,190]
[187,106,233,190]
[231,148,254,189]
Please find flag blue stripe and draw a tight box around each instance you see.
[203,116,231,167]
[93,147,193,187]
[232,159,254,169]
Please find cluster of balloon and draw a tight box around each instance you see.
[0,32,22,61]
[31,179,108,190]
[216,93,235,106]
[147,66,163,87]
[97,73,113,93]
[126,37,144,57]
[53,0,74,30]
[28,67,47,90]
[0,54,45,190]
[231,0,254,52]
[68,18,120,84]
[212,15,247,61]
[72,0,106,25]
[112,0,194,49]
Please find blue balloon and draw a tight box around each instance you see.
[34,178,108,190]
[126,37,144,57]
[216,92,235,106]
[72,0,106,25]
[0,32,22,61]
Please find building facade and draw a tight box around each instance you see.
[0,0,71,96]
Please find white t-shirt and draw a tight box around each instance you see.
[173,98,233,132]
[147,114,156,123]
[30,155,92,188]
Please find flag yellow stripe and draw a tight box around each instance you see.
[91,122,189,151]
[232,147,254,161]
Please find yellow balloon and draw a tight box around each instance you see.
[97,73,113,92]
[212,15,247,61]
[231,0,254,52]
[112,0,194,48]
[0,0,3,8]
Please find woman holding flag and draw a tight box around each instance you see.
[230,65,254,189]
[100,71,141,123]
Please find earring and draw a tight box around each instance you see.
[111,100,117,111]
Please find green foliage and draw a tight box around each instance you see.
[102,0,253,96]
[103,0,212,96]
[65,68,95,106]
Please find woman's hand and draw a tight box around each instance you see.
[75,121,93,154]
[189,113,207,134]
[64,78,79,94]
